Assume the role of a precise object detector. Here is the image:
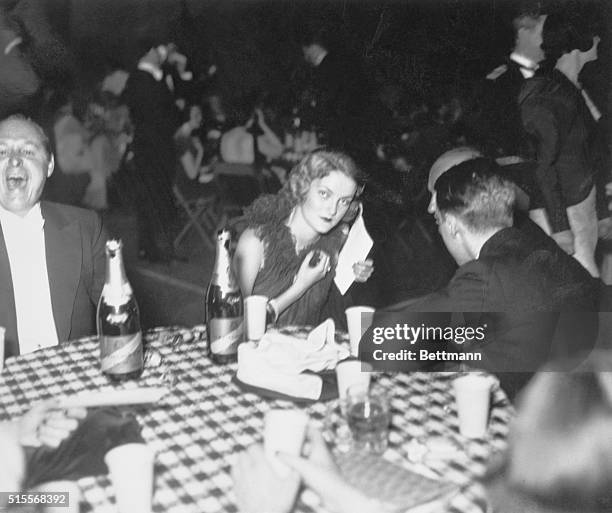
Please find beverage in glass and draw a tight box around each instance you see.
[346,386,390,453]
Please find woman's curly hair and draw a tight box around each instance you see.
[281,148,366,206]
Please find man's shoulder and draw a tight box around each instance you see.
[519,74,569,107]
[486,59,522,84]
[41,201,100,228]
[477,227,595,299]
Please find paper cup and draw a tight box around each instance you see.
[336,360,372,403]
[453,375,493,438]
[345,306,375,356]
[0,326,5,373]
[244,295,269,341]
[105,443,155,513]
[264,409,308,476]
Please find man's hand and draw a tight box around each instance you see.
[0,422,25,493]
[232,444,300,513]
[18,400,87,448]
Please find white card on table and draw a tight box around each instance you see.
[334,207,373,295]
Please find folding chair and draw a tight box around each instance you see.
[172,183,218,251]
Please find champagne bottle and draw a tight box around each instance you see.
[97,239,143,381]
[206,229,244,364]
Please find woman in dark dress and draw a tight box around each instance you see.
[233,149,373,326]
[519,12,603,277]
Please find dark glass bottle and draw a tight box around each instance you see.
[97,239,143,381]
[206,229,244,364]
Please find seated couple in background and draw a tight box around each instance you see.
[361,153,598,400]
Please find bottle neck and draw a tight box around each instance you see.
[103,246,133,305]
[212,235,238,291]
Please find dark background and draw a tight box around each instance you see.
[3,0,610,109]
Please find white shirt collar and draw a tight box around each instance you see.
[0,203,44,231]
[510,52,538,71]
[137,61,163,81]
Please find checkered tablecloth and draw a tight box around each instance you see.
[0,326,514,513]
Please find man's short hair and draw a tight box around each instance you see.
[434,158,515,233]
[0,114,51,159]
[512,0,545,31]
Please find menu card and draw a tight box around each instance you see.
[334,207,373,295]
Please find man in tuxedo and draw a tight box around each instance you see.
[123,39,180,262]
[362,158,598,399]
[300,26,378,165]
[0,115,106,358]
[482,5,547,159]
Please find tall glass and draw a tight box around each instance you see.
[346,385,390,453]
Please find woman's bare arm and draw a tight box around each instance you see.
[179,140,204,180]
[233,228,265,297]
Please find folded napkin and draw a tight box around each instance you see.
[24,407,143,489]
[236,319,348,400]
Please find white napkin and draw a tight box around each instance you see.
[236,319,348,400]
[334,207,373,295]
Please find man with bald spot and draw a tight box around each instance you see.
[361,152,598,399]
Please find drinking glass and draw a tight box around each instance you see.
[345,385,390,453]
[323,399,353,453]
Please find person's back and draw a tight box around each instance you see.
[485,357,612,513]
[457,225,596,391]
[362,158,597,399]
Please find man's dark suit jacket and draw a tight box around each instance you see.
[0,201,107,358]
[362,226,598,399]
[482,58,530,159]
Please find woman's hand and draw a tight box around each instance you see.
[294,250,331,292]
[353,259,374,282]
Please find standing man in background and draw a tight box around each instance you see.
[123,38,180,263]
[299,24,378,167]
[0,12,40,120]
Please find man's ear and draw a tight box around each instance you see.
[442,213,456,235]
[46,154,55,178]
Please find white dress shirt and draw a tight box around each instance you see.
[0,203,59,354]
